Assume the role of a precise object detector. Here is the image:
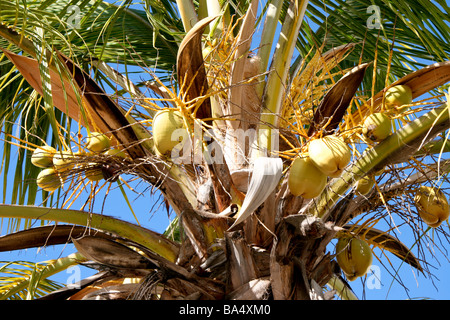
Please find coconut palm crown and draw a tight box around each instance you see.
[1,0,450,300]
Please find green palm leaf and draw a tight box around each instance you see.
[0,253,85,300]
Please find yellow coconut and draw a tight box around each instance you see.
[336,236,373,281]
[37,168,61,192]
[86,132,111,152]
[53,151,76,172]
[288,155,327,199]
[362,113,392,142]
[152,109,187,157]
[31,146,57,168]
[356,175,375,195]
[414,186,450,228]
[384,85,412,110]
[308,135,352,178]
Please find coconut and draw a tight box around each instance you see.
[86,132,111,152]
[288,155,327,199]
[85,164,104,182]
[308,135,352,178]
[384,85,412,110]
[53,151,76,172]
[31,146,56,168]
[36,168,61,192]
[362,113,392,142]
[336,236,373,281]
[356,175,375,195]
[104,148,127,159]
[152,109,187,157]
[414,186,450,228]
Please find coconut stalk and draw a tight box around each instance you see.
[256,0,283,98]
[326,275,358,300]
[258,0,309,155]
[176,0,198,32]
[197,0,225,37]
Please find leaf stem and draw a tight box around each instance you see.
[0,204,179,262]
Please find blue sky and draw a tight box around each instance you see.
[2,0,450,301]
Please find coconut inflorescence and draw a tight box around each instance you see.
[362,113,392,143]
[152,109,187,157]
[414,186,450,228]
[336,236,373,281]
[288,155,327,199]
[32,130,127,190]
[308,135,352,178]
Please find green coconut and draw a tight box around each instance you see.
[86,132,111,152]
[152,109,187,157]
[356,175,375,195]
[31,146,57,168]
[53,150,76,172]
[37,168,61,192]
[384,85,412,110]
[288,155,327,199]
[104,148,127,159]
[308,135,352,178]
[336,236,373,281]
[414,186,450,228]
[362,113,392,142]
[85,164,104,182]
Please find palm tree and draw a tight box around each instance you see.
[1,0,450,300]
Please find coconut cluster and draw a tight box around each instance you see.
[288,135,351,199]
[32,132,126,192]
[354,85,413,196]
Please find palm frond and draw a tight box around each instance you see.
[0,253,84,300]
